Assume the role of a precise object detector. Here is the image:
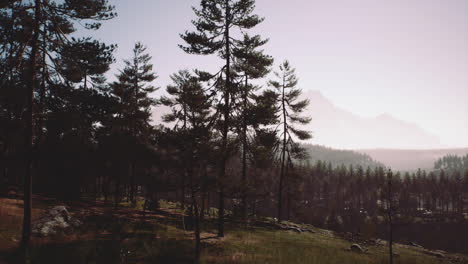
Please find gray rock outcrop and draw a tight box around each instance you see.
[32,206,81,236]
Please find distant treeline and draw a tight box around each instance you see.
[434,154,468,174]
[299,161,468,222]
[301,144,385,169]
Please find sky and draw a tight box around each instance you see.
[81,0,468,149]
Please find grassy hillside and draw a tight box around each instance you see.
[1,195,466,264]
[302,144,385,168]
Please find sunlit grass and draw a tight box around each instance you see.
[0,196,459,264]
[201,228,444,264]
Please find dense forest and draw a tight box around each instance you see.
[434,154,468,174]
[1,0,468,261]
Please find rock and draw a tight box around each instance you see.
[350,243,365,253]
[292,227,303,233]
[425,251,445,258]
[374,239,386,246]
[410,242,423,248]
[32,206,81,236]
[283,226,302,233]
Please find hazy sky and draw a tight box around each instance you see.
[81,0,468,148]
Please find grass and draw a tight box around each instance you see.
[202,228,444,264]
[0,196,465,264]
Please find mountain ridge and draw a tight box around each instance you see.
[152,90,449,150]
[301,90,443,149]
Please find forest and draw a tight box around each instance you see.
[1,0,468,263]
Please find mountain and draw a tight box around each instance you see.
[301,90,443,149]
[357,148,468,171]
[153,90,442,150]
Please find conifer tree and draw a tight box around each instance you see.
[269,60,311,222]
[232,33,273,219]
[0,0,115,248]
[59,37,115,90]
[109,42,157,205]
[386,169,395,264]
[180,0,264,236]
[161,69,213,260]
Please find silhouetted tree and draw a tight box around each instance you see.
[0,0,115,249]
[386,169,395,264]
[232,33,273,219]
[108,42,157,206]
[59,38,115,90]
[161,69,213,260]
[180,0,265,237]
[269,60,311,222]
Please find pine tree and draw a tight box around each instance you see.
[0,0,115,249]
[161,69,213,260]
[232,33,273,219]
[268,60,311,222]
[59,37,115,90]
[180,0,264,236]
[386,169,395,264]
[109,42,157,205]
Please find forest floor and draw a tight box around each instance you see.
[0,194,467,264]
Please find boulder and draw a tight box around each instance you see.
[32,206,81,236]
[291,227,303,233]
[425,251,445,258]
[372,239,386,246]
[410,242,423,248]
[350,243,365,253]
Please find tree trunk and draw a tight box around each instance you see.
[277,75,287,223]
[285,159,291,221]
[37,29,46,144]
[200,167,207,222]
[21,0,40,250]
[241,76,248,220]
[181,172,186,210]
[387,172,394,264]
[114,174,120,209]
[200,190,206,222]
[192,185,201,261]
[389,212,394,264]
[218,0,231,237]
[103,175,109,202]
[206,192,211,217]
[130,162,136,206]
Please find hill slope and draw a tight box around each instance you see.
[303,144,385,168]
[1,196,466,264]
[357,148,468,171]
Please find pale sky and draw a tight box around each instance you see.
[81,0,468,148]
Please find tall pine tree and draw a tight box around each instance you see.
[109,42,157,205]
[180,0,264,236]
[161,69,213,260]
[232,33,273,219]
[269,60,311,222]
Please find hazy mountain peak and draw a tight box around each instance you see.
[152,89,443,150]
[300,91,443,149]
[303,90,335,110]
